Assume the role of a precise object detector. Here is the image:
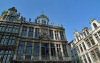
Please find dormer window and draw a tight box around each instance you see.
[42,20,46,24]
[93,23,97,29]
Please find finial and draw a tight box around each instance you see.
[74,28,77,32]
[41,11,45,15]
[89,18,96,24]
[29,18,31,22]
[61,24,63,27]
[90,18,96,21]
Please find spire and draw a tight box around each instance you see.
[41,11,45,15]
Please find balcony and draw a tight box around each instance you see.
[13,55,72,62]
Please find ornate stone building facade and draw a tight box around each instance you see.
[0,7,72,63]
[69,19,100,63]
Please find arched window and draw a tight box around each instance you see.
[93,23,97,29]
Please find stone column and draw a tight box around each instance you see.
[85,54,89,63]
[23,42,26,60]
[54,43,58,60]
[60,44,64,60]
[34,28,35,38]
[31,42,34,60]
[81,43,84,50]
[85,31,88,36]
[39,42,41,60]
[19,26,22,36]
[82,56,85,63]
[49,42,51,60]
[27,27,29,37]
[53,30,56,40]
[88,52,94,63]
[83,40,88,50]
[92,34,98,44]
[58,31,61,40]
[88,38,92,47]
[94,48,100,62]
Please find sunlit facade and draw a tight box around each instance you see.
[70,19,100,63]
[0,7,72,63]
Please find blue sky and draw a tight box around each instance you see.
[0,0,100,42]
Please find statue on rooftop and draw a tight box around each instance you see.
[1,7,22,21]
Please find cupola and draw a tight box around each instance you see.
[35,13,49,25]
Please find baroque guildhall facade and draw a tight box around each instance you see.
[70,19,100,63]
[0,7,72,63]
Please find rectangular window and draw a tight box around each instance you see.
[25,42,32,55]
[12,26,19,33]
[86,39,91,47]
[49,30,53,39]
[83,32,86,37]
[56,44,62,59]
[41,43,49,59]
[86,53,92,63]
[6,25,12,32]
[77,46,80,53]
[89,37,95,45]
[0,36,9,45]
[95,48,100,59]
[0,50,4,57]
[35,28,39,38]
[62,44,68,57]
[60,31,64,40]
[82,42,86,50]
[83,55,87,63]
[28,27,34,38]
[8,36,16,45]
[55,31,59,40]
[79,44,83,52]
[21,26,27,37]
[0,25,5,32]
[90,50,97,61]
[50,43,56,56]
[17,41,25,55]
[94,34,99,41]
[33,42,40,56]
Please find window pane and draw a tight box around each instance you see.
[0,25,5,32]
[26,47,32,55]
[28,27,34,38]
[41,43,49,56]
[50,43,56,56]
[35,28,39,38]
[12,26,19,33]
[33,42,40,56]
[26,42,32,47]
[21,26,27,37]
[6,25,12,32]
[8,36,16,45]
[17,41,25,55]
[62,44,68,57]
[0,36,9,45]
[49,30,53,39]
